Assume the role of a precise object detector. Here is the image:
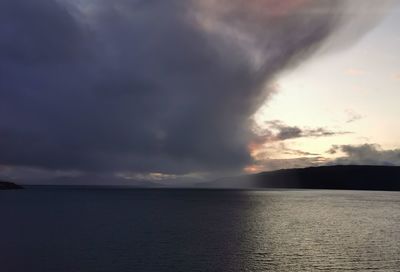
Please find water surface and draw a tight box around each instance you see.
[1,189,400,271]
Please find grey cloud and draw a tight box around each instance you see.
[263,120,350,141]
[282,148,320,157]
[0,0,391,182]
[327,144,400,166]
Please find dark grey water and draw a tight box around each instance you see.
[1,189,400,272]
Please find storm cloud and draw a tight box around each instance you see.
[0,0,392,181]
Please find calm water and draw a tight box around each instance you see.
[1,189,400,272]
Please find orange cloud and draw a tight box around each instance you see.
[243,164,264,174]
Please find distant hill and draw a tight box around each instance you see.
[201,165,400,191]
[0,180,23,190]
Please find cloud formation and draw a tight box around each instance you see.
[256,120,350,142]
[246,143,400,173]
[0,0,392,182]
[327,144,400,166]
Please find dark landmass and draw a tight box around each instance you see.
[0,180,23,190]
[201,165,400,191]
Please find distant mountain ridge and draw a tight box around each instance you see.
[0,180,23,190]
[201,165,400,191]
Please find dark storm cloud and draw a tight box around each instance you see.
[327,144,400,166]
[0,0,391,179]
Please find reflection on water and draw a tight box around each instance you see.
[1,189,400,271]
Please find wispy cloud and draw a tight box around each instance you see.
[345,109,364,123]
[253,142,320,160]
[259,120,351,142]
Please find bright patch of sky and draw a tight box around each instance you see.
[254,5,400,159]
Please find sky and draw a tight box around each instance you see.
[251,4,400,172]
[0,0,399,185]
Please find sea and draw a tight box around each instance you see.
[1,188,400,272]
